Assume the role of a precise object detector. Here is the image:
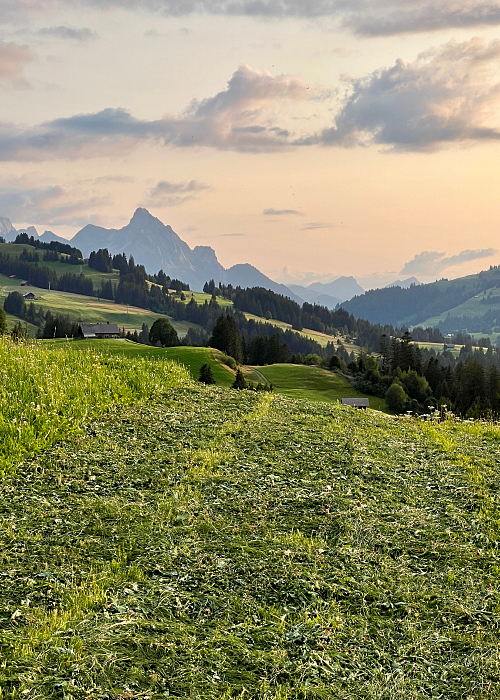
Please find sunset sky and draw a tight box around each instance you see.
[1,0,500,288]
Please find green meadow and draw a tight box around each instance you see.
[247,363,388,412]
[0,279,200,336]
[44,339,236,386]
[44,340,380,406]
[0,338,499,698]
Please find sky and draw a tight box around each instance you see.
[1,0,500,289]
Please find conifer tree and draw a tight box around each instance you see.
[199,363,216,385]
[232,369,246,390]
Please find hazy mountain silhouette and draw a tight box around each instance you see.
[308,276,364,301]
[287,284,342,309]
[71,208,299,295]
[385,277,421,289]
[0,217,16,240]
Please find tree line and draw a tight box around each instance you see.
[14,233,83,261]
[348,330,500,418]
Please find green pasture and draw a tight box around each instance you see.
[243,312,347,350]
[0,243,120,287]
[246,363,387,411]
[420,285,500,328]
[413,341,462,357]
[5,313,38,337]
[0,280,200,335]
[44,339,236,386]
[1,350,499,697]
[179,290,233,307]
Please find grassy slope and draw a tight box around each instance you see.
[242,312,355,351]
[1,376,499,698]
[419,286,500,328]
[247,363,388,412]
[45,340,382,407]
[43,339,236,387]
[1,281,200,336]
[0,243,120,287]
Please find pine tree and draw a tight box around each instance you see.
[199,363,216,385]
[232,369,246,390]
[209,314,243,363]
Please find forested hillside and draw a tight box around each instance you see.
[342,266,500,327]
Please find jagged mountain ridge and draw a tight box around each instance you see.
[70,208,301,298]
[1,218,68,245]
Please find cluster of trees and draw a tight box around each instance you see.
[89,248,113,272]
[38,313,81,339]
[207,283,450,354]
[14,233,83,260]
[347,330,500,417]
[0,253,93,295]
[437,309,500,336]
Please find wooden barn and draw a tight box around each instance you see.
[79,323,120,339]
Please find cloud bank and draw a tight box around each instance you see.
[312,38,500,152]
[38,26,98,41]
[0,181,108,226]
[2,42,500,159]
[7,0,500,36]
[401,248,497,276]
[0,64,311,160]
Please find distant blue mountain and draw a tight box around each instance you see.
[385,277,421,289]
[70,208,299,296]
[40,230,70,245]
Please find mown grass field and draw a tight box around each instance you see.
[247,363,388,412]
[0,340,499,698]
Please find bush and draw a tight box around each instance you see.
[220,353,237,370]
[385,381,409,413]
[149,318,179,347]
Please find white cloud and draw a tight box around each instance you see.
[0,64,313,160]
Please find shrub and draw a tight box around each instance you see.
[385,381,409,413]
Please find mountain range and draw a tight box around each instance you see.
[5,208,431,306]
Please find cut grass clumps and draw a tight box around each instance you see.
[1,384,500,697]
[0,338,189,476]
